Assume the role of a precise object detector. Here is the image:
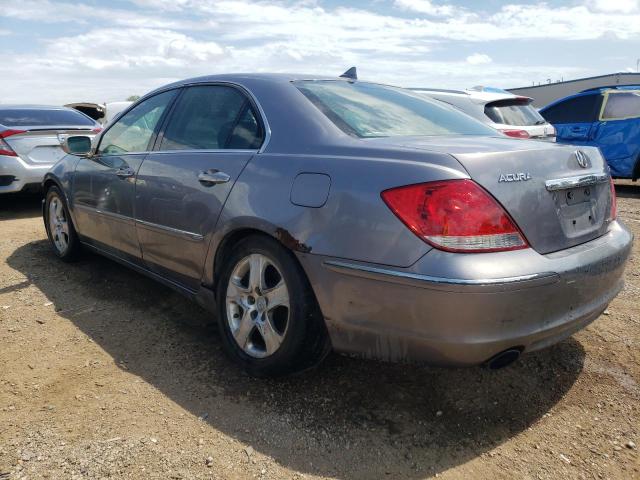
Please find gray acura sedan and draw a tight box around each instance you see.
[43,73,633,376]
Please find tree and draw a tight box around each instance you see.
[126,95,140,102]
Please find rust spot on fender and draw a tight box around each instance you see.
[275,228,312,253]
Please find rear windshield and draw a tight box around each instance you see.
[484,99,546,126]
[0,109,95,127]
[295,81,496,138]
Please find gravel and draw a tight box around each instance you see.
[0,186,638,479]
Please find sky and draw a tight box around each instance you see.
[1,0,640,105]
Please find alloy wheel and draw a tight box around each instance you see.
[48,195,70,254]
[226,253,290,358]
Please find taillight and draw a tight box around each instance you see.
[381,179,529,253]
[500,129,530,139]
[92,127,103,133]
[0,129,25,157]
[609,178,617,220]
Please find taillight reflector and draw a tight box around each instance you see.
[381,179,529,253]
[0,129,24,157]
[609,178,617,220]
[500,129,530,139]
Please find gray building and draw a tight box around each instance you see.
[508,72,640,108]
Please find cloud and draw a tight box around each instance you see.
[466,53,492,65]
[587,0,639,13]
[45,28,225,70]
[0,0,210,29]
[393,0,459,16]
[0,0,635,104]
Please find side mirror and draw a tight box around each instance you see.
[61,135,92,156]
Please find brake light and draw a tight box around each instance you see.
[500,129,530,139]
[0,129,25,157]
[381,179,529,253]
[609,178,617,220]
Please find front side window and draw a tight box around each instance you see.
[601,91,640,120]
[484,99,546,126]
[295,81,495,138]
[159,85,264,151]
[98,90,176,155]
[541,94,602,124]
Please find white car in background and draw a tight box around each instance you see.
[64,101,133,126]
[412,86,556,141]
[0,105,101,194]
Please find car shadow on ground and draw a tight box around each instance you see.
[6,239,585,479]
[0,192,42,220]
[615,182,640,199]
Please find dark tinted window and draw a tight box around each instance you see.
[0,108,95,127]
[98,90,176,155]
[602,92,640,120]
[541,94,602,124]
[160,85,263,151]
[295,81,495,137]
[484,99,546,126]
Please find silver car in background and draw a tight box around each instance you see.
[43,74,632,377]
[0,105,100,194]
[413,86,556,141]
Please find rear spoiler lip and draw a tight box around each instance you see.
[0,125,97,132]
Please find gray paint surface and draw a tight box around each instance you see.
[43,73,634,366]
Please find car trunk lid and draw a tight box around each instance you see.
[367,136,613,254]
[4,127,97,165]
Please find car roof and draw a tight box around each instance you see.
[580,85,640,94]
[143,73,405,100]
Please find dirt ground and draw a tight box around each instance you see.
[0,183,638,480]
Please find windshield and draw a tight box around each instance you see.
[0,108,96,127]
[295,81,496,138]
[484,99,545,126]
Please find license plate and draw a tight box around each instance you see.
[565,186,594,206]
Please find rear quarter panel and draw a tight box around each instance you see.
[206,147,469,284]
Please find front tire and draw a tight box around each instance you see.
[216,234,330,377]
[44,186,81,261]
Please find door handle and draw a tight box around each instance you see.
[116,167,135,178]
[198,170,230,186]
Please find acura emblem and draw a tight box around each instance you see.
[574,150,590,169]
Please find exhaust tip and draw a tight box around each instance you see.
[486,348,522,370]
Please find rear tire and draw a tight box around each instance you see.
[216,234,330,377]
[44,186,81,261]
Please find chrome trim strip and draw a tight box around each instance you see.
[545,173,608,191]
[135,218,204,242]
[324,260,556,286]
[149,149,258,155]
[75,204,134,224]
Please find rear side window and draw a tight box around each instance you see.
[601,92,640,120]
[98,90,177,155]
[541,94,602,124]
[484,99,546,126]
[159,85,264,151]
[295,81,495,138]
[0,108,95,127]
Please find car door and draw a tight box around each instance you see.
[541,93,602,144]
[72,90,178,260]
[134,84,265,290]
[592,90,640,177]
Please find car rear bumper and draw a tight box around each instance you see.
[299,220,633,366]
[0,154,52,193]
